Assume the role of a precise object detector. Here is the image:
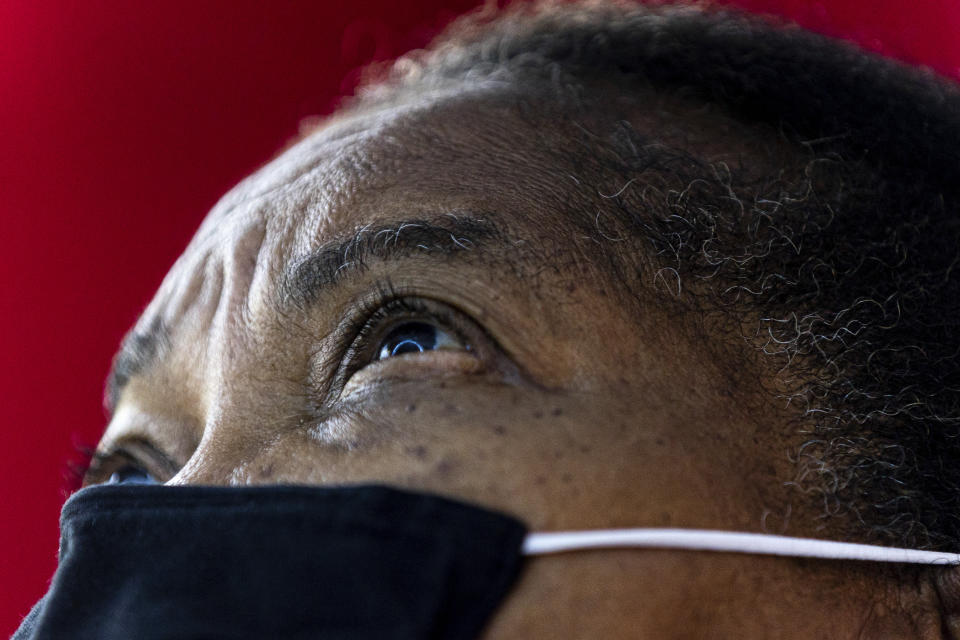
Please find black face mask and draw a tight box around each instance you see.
[18,481,960,639]
[14,484,527,640]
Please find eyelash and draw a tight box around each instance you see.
[67,442,98,491]
[318,280,488,401]
[340,295,469,377]
[83,448,145,486]
[347,298,435,355]
[82,439,179,487]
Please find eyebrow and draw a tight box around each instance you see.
[104,316,169,417]
[281,215,504,308]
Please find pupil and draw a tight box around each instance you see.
[380,322,437,359]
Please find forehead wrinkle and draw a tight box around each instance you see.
[207,220,268,340]
[195,125,393,236]
[200,94,465,236]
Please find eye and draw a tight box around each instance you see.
[331,295,492,398]
[105,464,159,486]
[376,321,464,360]
[82,442,173,487]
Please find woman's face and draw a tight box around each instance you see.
[89,90,928,637]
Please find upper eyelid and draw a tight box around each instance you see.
[83,449,141,486]
[86,438,180,485]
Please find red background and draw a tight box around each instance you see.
[3,1,959,635]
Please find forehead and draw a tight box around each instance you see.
[207,89,578,238]
[186,80,781,258]
[131,89,602,335]
[146,84,780,304]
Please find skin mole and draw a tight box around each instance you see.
[433,459,457,478]
[405,445,428,460]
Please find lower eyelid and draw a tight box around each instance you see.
[340,350,485,399]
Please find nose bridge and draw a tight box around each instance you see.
[168,213,283,487]
[167,402,274,486]
[168,322,310,487]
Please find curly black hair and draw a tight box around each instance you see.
[349,1,960,550]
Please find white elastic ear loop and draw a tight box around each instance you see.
[522,529,960,565]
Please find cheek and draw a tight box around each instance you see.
[309,381,546,487]
[235,378,780,532]
[250,380,598,522]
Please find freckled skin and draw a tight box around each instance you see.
[95,88,949,637]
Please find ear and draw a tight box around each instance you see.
[934,568,960,639]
